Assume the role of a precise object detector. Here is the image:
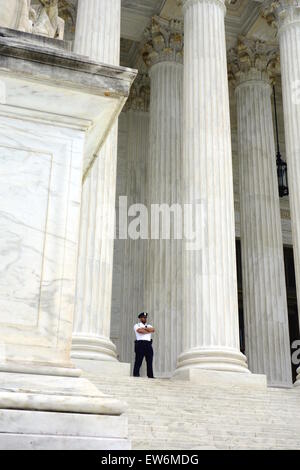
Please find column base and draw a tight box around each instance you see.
[72,335,118,362]
[0,371,129,449]
[267,381,293,389]
[73,358,131,378]
[172,368,267,390]
[0,409,130,450]
[0,360,81,378]
[0,372,126,415]
[175,348,250,374]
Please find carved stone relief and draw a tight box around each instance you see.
[0,0,77,40]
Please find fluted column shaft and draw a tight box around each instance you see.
[74,0,120,63]
[146,61,183,376]
[120,110,149,365]
[72,0,121,362]
[236,75,292,387]
[175,0,248,374]
[276,4,300,386]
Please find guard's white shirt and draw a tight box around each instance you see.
[134,323,153,341]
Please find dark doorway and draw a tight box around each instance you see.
[283,246,300,382]
[236,240,300,383]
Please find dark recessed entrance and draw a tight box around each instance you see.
[236,240,300,383]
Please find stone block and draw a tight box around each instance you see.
[73,358,131,378]
[172,368,267,390]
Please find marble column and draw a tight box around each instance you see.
[263,1,300,386]
[175,0,249,376]
[74,0,120,64]
[72,0,124,372]
[112,76,150,366]
[143,17,184,376]
[229,37,292,387]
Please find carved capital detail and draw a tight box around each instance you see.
[178,0,231,14]
[228,36,279,87]
[124,74,150,113]
[142,16,184,68]
[262,0,300,33]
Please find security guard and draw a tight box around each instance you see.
[133,313,155,378]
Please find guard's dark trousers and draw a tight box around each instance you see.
[133,340,154,378]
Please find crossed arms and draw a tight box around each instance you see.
[136,326,155,334]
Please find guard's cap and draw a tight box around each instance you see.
[138,312,148,319]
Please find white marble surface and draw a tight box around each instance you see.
[0,372,127,415]
[72,0,123,367]
[0,397,130,450]
[0,13,131,451]
[0,73,125,178]
[72,127,120,364]
[0,391,126,415]
[173,368,267,390]
[0,409,128,438]
[0,435,131,450]
[0,33,135,375]
[0,370,129,447]
[0,115,84,370]
[175,0,249,375]
[0,372,113,398]
[74,0,121,64]
[73,358,131,377]
[0,147,52,327]
[0,31,135,176]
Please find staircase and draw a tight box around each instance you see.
[85,373,300,450]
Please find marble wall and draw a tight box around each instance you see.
[0,115,84,369]
[0,27,136,375]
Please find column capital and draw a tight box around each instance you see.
[124,74,150,112]
[262,0,300,33]
[177,0,231,15]
[228,36,279,88]
[142,16,183,68]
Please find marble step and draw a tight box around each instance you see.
[91,380,296,393]
[132,439,299,451]
[129,422,300,434]
[129,422,300,433]
[97,391,299,403]
[128,432,300,445]
[93,383,298,400]
[127,405,298,416]
[85,373,300,450]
